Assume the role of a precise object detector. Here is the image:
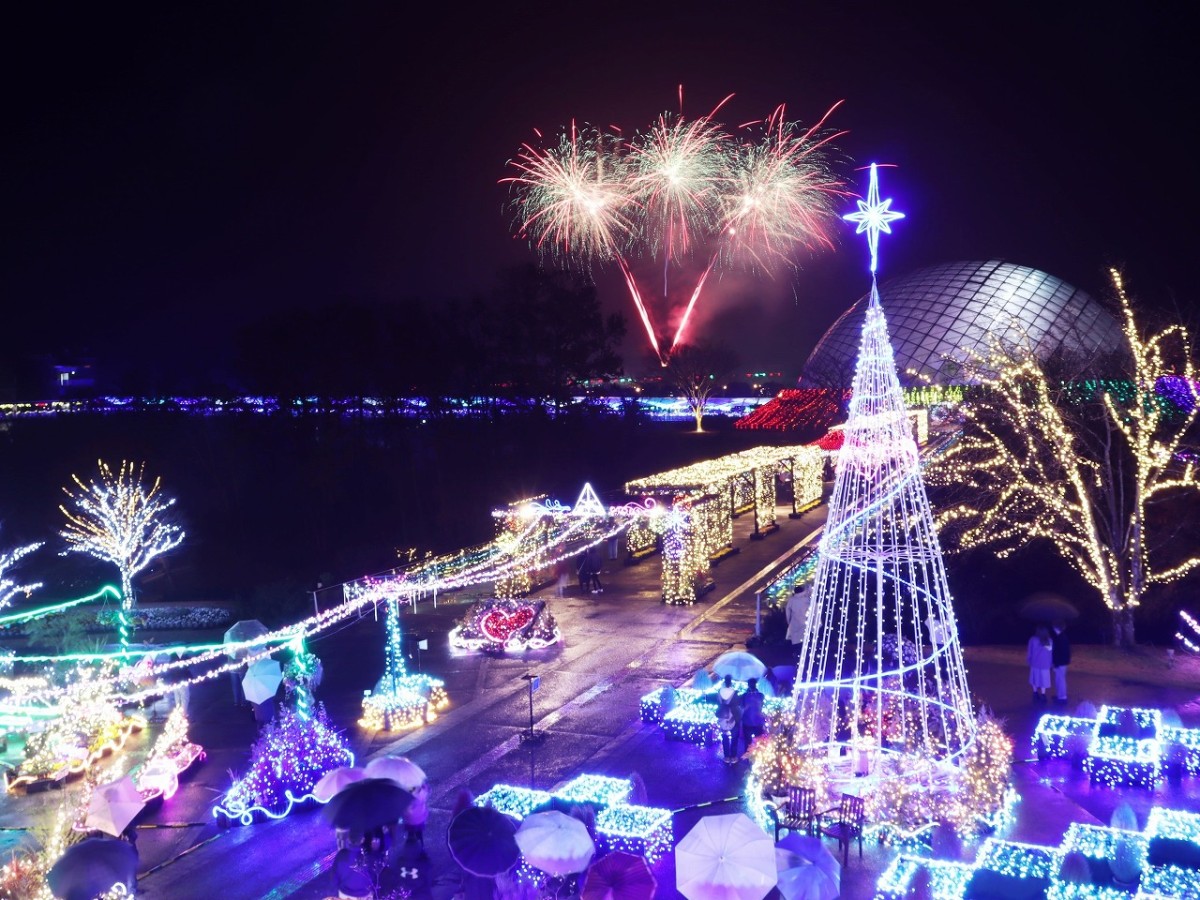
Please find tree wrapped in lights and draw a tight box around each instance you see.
[791,164,976,770]
[0,537,42,612]
[60,460,185,612]
[927,268,1200,646]
[215,701,353,824]
[360,598,448,731]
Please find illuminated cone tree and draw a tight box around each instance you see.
[793,165,975,763]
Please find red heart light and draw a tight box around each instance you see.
[480,606,535,644]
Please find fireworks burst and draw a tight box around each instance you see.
[503,94,848,364]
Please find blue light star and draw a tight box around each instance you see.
[843,162,904,274]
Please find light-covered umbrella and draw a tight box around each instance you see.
[712,651,767,682]
[775,833,840,900]
[364,755,427,793]
[241,658,283,705]
[515,810,596,877]
[313,765,367,803]
[581,851,657,900]
[84,774,146,837]
[676,812,777,900]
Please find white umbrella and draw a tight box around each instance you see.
[241,658,282,705]
[515,810,596,877]
[85,774,146,837]
[313,766,367,803]
[676,812,777,900]
[775,833,840,900]
[224,619,268,659]
[364,755,426,793]
[712,651,767,682]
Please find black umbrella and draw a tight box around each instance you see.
[48,836,138,900]
[1019,593,1080,624]
[447,805,520,877]
[322,777,413,833]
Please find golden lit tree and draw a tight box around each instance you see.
[60,460,185,611]
[928,269,1200,646]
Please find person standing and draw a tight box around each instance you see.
[785,584,812,650]
[1051,619,1071,703]
[1027,625,1053,703]
[555,558,571,598]
[575,553,589,594]
[740,677,766,753]
[715,674,743,763]
[584,547,603,593]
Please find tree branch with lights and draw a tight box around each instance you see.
[928,269,1200,645]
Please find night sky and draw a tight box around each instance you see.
[4,5,1193,383]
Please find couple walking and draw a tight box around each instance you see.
[714,674,766,763]
[1027,620,1071,703]
[576,547,603,594]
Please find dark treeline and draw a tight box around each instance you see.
[2,265,628,404]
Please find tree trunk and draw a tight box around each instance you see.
[1111,605,1136,648]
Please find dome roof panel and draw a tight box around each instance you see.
[801,260,1122,387]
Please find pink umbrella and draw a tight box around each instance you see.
[313,766,367,803]
[581,851,657,900]
[364,755,427,793]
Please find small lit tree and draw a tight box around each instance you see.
[60,460,185,611]
[928,269,1200,646]
[666,341,739,432]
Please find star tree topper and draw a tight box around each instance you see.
[843,162,904,274]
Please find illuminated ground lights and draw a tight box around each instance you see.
[1032,705,1200,787]
[639,683,790,745]
[476,774,673,865]
[874,807,1200,899]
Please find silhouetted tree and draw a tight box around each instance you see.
[480,265,625,406]
[666,341,740,432]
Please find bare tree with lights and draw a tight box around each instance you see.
[928,269,1200,647]
[0,537,43,611]
[665,341,740,432]
[60,460,185,611]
